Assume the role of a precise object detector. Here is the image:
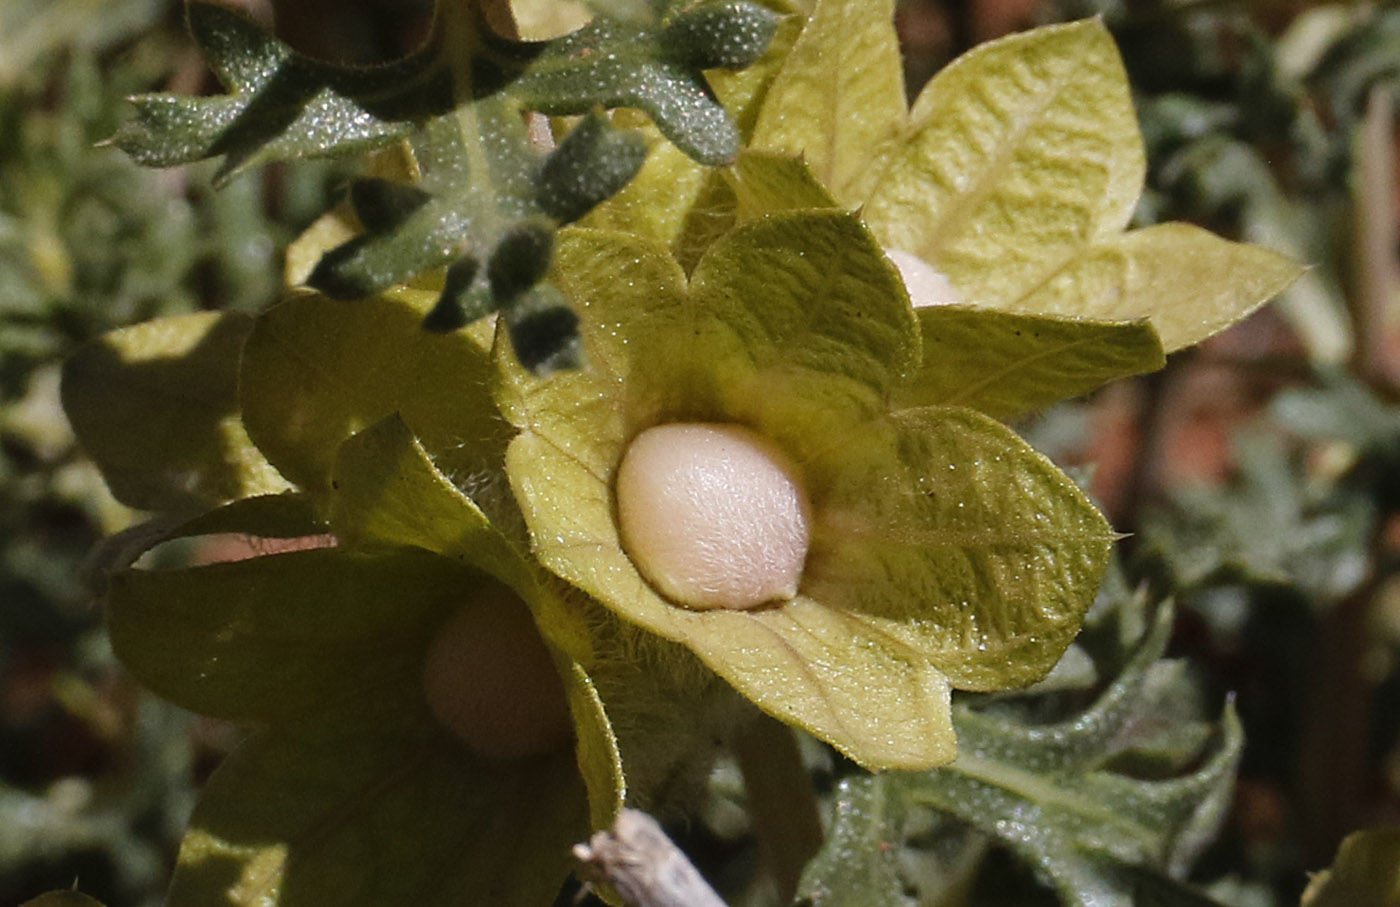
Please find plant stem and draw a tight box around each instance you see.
[731,711,825,903]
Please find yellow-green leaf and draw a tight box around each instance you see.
[167,698,587,907]
[239,292,511,497]
[1015,222,1306,352]
[751,0,906,205]
[863,20,1145,308]
[328,416,624,826]
[61,312,288,512]
[106,547,467,724]
[502,215,1113,767]
[1302,827,1400,907]
[894,307,1164,420]
[726,149,840,219]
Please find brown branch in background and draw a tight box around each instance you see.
[1350,83,1399,393]
[574,810,729,907]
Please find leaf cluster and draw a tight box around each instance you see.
[113,0,781,370]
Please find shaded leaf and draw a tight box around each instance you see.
[329,415,624,827]
[106,546,469,724]
[61,311,288,512]
[239,292,511,497]
[1302,827,1400,907]
[112,2,450,180]
[167,697,588,907]
[19,894,109,907]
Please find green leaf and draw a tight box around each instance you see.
[239,292,511,497]
[1014,223,1306,352]
[328,415,624,827]
[111,2,450,180]
[792,764,917,907]
[894,307,1165,421]
[19,893,109,907]
[862,20,1145,308]
[501,214,1114,768]
[801,604,1244,907]
[512,5,777,168]
[726,149,840,218]
[61,311,289,512]
[106,546,469,724]
[1302,827,1400,907]
[166,697,588,907]
[750,0,906,205]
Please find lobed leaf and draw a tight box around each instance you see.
[112,2,450,180]
[801,604,1244,907]
[61,311,288,512]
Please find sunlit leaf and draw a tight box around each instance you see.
[862,20,1145,309]
[894,307,1164,421]
[501,213,1114,768]
[749,0,905,205]
[1015,223,1305,352]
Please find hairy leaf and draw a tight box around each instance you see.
[1015,223,1305,352]
[863,20,1145,309]
[800,604,1243,907]
[750,0,906,205]
[112,2,450,180]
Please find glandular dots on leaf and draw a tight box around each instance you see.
[615,423,811,612]
[885,248,963,307]
[421,581,573,761]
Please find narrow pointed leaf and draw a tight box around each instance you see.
[893,307,1165,421]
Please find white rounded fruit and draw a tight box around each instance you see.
[422,585,573,761]
[885,248,963,307]
[614,422,812,611]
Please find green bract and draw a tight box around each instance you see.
[63,296,626,906]
[497,210,1118,770]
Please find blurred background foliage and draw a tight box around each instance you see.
[1,0,1398,904]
